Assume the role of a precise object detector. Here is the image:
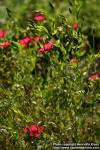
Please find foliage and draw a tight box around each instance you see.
[0,1,100,150]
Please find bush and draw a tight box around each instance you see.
[0,1,100,150]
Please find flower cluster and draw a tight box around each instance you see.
[33,12,46,22]
[19,36,44,48]
[39,42,53,53]
[33,36,43,42]
[0,30,6,38]
[0,42,11,48]
[23,124,45,140]
[88,72,100,81]
[19,37,32,48]
[0,30,11,48]
[72,23,78,30]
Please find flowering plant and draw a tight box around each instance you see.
[23,124,45,141]
[0,1,100,150]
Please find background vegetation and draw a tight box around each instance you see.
[0,0,100,149]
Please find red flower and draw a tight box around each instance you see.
[0,42,11,48]
[29,124,38,137]
[72,23,78,30]
[39,42,53,53]
[23,124,45,139]
[70,58,78,63]
[38,47,45,53]
[0,30,6,38]
[23,127,28,134]
[33,36,43,42]
[44,42,53,51]
[19,37,32,48]
[34,125,45,139]
[33,15,46,21]
[38,125,45,133]
[88,72,100,81]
